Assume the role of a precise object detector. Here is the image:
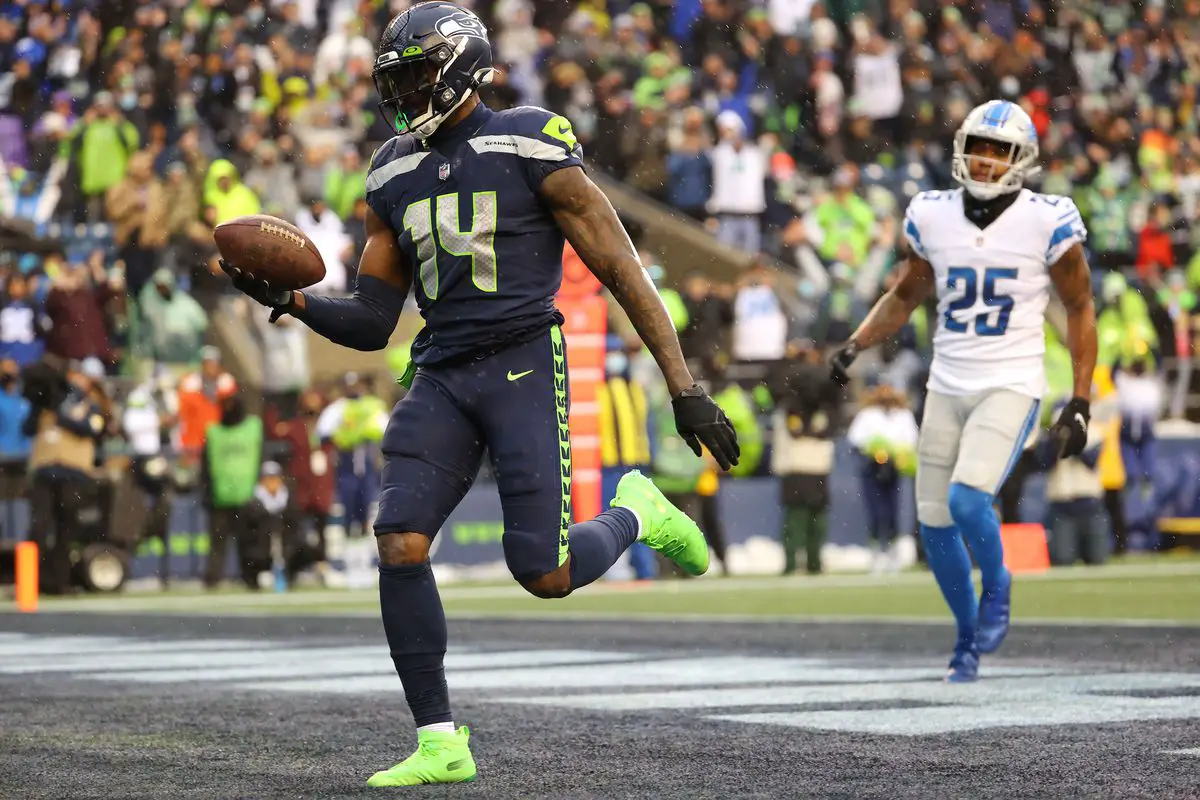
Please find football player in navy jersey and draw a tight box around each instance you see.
[221,1,739,787]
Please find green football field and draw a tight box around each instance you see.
[21,554,1200,625]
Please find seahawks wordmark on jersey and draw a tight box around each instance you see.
[365,103,583,366]
[904,188,1087,399]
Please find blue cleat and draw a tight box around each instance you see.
[945,640,980,683]
[976,570,1013,654]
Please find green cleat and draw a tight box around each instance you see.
[611,469,710,576]
[366,726,477,787]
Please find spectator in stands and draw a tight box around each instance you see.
[201,392,264,591]
[679,272,732,383]
[847,384,918,574]
[242,141,301,223]
[324,146,366,222]
[43,253,115,367]
[295,195,351,295]
[849,19,904,144]
[1136,202,1176,279]
[0,358,31,468]
[0,272,45,368]
[204,159,261,225]
[732,262,787,364]
[811,166,877,272]
[105,151,167,298]
[708,110,766,255]
[137,269,209,375]
[666,106,712,221]
[254,311,311,419]
[771,340,840,575]
[69,91,139,223]
[177,346,237,456]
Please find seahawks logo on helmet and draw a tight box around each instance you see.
[435,10,487,42]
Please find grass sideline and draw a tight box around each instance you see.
[11,556,1200,625]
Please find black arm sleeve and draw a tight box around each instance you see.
[292,274,408,352]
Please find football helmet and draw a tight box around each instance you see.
[952,100,1040,200]
[372,2,496,140]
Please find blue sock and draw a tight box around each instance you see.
[919,523,978,645]
[379,562,451,727]
[568,507,640,590]
[948,483,1008,593]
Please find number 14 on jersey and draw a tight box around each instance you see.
[943,266,1017,337]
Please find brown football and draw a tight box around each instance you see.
[213,214,326,291]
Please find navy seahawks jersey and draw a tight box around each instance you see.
[365,103,584,366]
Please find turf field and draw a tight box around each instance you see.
[4,561,1200,799]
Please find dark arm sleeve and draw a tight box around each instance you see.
[293,274,408,352]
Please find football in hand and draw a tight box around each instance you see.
[213,214,326,291]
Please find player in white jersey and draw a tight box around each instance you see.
[829,100,1098,682]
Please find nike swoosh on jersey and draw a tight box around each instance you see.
[507,369,534,382]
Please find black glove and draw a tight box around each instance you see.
[1049,396,1090,459]
[672,384,740,471]
[219,260,294,323]
[829,340,859,387]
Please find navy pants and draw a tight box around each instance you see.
[862,468,900,547]
[375,327,572,582]
[336,449,379,532]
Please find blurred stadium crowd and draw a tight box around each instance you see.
[1,0,1199,591]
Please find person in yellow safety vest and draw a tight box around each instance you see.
[598,346,656,579]
[318,372,388,538]
[200,393,264,589]
[1092,364,1128,554]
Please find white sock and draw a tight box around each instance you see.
[626,508,645,541]
[417,722,456,735]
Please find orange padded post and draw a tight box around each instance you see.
[1000,523,1051,574]
[15,541,38,613]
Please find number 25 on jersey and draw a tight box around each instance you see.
[403,191,498,300]
[943,266,1017,337]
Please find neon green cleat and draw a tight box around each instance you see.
[611,469,710,576]
[365,726,477,787]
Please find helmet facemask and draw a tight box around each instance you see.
[952,130,1039,200]
[373,36,493,141]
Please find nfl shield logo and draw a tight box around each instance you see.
[439,162,451,181]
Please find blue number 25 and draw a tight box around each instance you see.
[943,267,1018,336]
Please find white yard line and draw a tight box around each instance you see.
[11,559,1200,618]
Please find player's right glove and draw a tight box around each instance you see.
[829,340,860,387]
[219,260,295,322]
[672,384,740,472]
[1049,396,1090,459]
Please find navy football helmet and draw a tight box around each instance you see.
[372,2,495,140]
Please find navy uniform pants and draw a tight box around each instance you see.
[374,327,572,582]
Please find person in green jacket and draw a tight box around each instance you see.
[324,147,368,221]
[813,167,877,269]
[201,393,264,590]
[70,92,140,221]
[137,268,209,372]
[1096,272,1158,369]
[205,159,262,224]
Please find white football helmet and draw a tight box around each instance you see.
[952,100,1040,200]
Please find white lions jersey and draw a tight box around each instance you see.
[903,188,1086,399]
